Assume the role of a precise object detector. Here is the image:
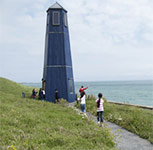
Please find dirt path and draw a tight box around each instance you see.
[68,102,153,150]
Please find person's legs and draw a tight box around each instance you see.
[83,104,86,113]
[100,111,104,122]
[97,112,100,122]
[81,104,84,112]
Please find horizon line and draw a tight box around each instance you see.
[19,79,153,84]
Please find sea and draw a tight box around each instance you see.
[21,80,153,107]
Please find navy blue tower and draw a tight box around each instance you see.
[42,2,75,102]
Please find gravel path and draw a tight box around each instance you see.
[68,102,153,150]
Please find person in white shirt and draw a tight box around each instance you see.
[80,91,86,113]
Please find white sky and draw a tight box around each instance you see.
[0,0,153,82]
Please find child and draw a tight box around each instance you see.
[55,89,59,103]
[32,88,37,99]
[96,93,104,127]
[80,91,86,113]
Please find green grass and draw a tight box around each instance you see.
[76,97,153,144]
[0,77,116,150]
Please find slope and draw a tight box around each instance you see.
[0,77,116,150]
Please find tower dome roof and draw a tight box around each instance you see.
[47,2,67,12]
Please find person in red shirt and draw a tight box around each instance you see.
[79,86,88,94]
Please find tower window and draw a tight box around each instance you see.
[68,78,73,94]
[52,11,60,25]
[64,13,68,27]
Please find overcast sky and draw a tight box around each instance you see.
[0,0,153,82]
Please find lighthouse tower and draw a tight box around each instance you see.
[42,2,75,102]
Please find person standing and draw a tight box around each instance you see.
[96,93,104,127]
[32,88,37,99]
[79,86,88,95]
[38,88,43,100]
[22,92,25,98]
[55,89,59,103]
[42,89,45,100]
[80,91,86,113]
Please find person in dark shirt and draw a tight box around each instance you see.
[55,89,59,103]
[22,92,25,98]
[32,88,37,99]
[38,88,43,100]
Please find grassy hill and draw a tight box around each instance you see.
[0,77,116,150]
